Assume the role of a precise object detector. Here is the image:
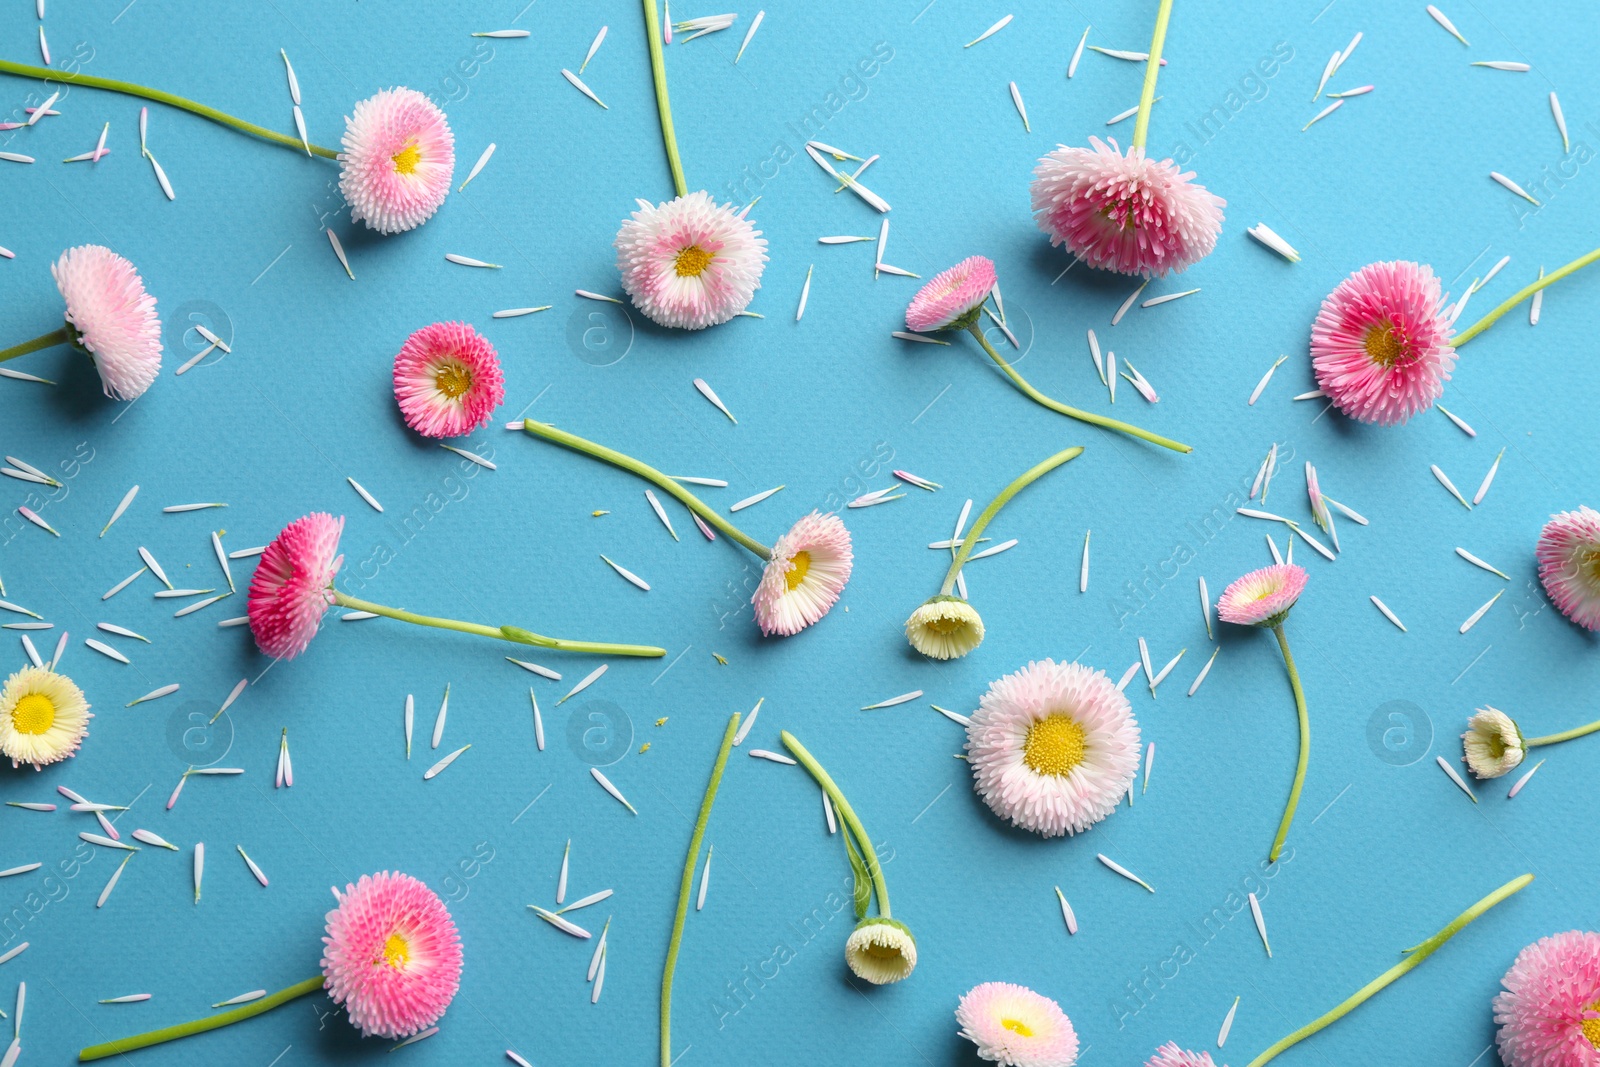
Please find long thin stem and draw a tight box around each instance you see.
[638,0,688,198]
[780,731,890,918]
[331,592,665,658]
[940,447,1083,595]
[964,324,1192,453]
[1269,624,1310,863]
[1131,0,1176,150]
[79,975,325,1061]
[1245,873,1534,1067]
[1526,716,1600,747]
[522,419,771,558]
[1453,245,1600,347]
[0,326,71,363]
[0,60,337,158]
[660,713,739,1067]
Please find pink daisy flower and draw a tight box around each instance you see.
[1030,138,1225,277]
[51,244,162,400]
[322,871,463,1040]
[1311,260,1457,426]
[1493,930,1600,1066]
[1537,506,1600,631]
[1217,564,1308,628]
[248,513,345,660]
[615,191,768,330]
[956,982,1080,1067]
[340,88,455,235]
[751,512,852,636]
[1144,1044,1221,1067]
[906,256,997,333]
[393,321,505,438]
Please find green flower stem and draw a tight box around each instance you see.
[0,326,71,363]
[79,975,325,1061]
[660,713,740,1067]
[1132,0,1176,150]
[963,323,1193,454]
[1244,873,1534,1067]
[780,730,890,918]
[1269,623,1309,864]
[0,60,337,158]
[1526,716,1600,747]
[638,0,688,198]
[939,447,1083,596]
[521,419,772,559]
[330,591,665,658]
[1453,245,1600,347]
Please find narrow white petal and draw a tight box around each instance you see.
[1054,886,1078,934]
[732,698,762,746]
[589,767,637,813]
[964,14,1013,48]
[1436,755,1478,801]
[729,485,784,511]
[693,378,737,422]
[1096,853,1154,892]
[1370,596,1407,632]
[861,690,923,710]
[559,664,608,705]
[1187,648,1219,697]
[1459,591,1503,634]
[424,744,472,780]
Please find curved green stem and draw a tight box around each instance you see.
[780,731,890,918]
[1526,716,1600,747]
[0,60,337,158]
[964,324,1192,453]
[1269,624,1309,863]
[1245,873,1533,1067]
[939,447,1083,595]
[638,0,688,198]
[1,326,72,363]
[331,591,665,658]
[661,713,739,1067]
[1132,0,1175,149]
[80,975,324,1061]
[522,419,771,558]
[1453,246,1600,347]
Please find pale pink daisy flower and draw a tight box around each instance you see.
[340,88,455,235]
[248,513,345,660]
[965,660,1140,838]
[322,871,463,1040]
[615,190,768,330]
[906,256,997,332]
[1144,1044,1221,1067]
[1311,261,1457,426]
[752,512,852,636]
[956,982,1080,1067]
[1217,564,1308,628]
[51,244,162,399]
[393,321,505,438]
[1030,137,1225,277]
[1494,930,1600,1066]
[1537,506,1600,631]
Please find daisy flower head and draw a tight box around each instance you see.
[340,88,455,235]
[0,667,91,770]
[1311,260,1457,426]
[906,256,997,332]
[1463,707,1525,780]
[1217,564,1308,628]
[1493,930,1600,1066]
[248,513,345,661]
[1537,506,1600,631]
[1144,1044,1221,1067]
[956,981,1080,1067]
[752,512,852,637]
[392,321,504,438]
[51,244,162,400]
[615,191,768,330]
[905,595,985,660]
[322,871,463,1039]
[965,659,1140,838]
[844,917,917,985]
[1029,138,1225,277]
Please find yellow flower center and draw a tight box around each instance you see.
[11,693,55,735]
[785,551,812,591]
[1581,547,1600,584]
[862,941,902,960]
[1363,320,1406,367]
[434,362,473,399]
[1001,1018,1035,1038]
[381,932,410,969]
[925,614,967,635]
[392,142,422,175]
[1583,1000,1600,1049]
[675,244,714,277]
[1023,713,1086,777]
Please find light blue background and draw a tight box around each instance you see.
[1,1,1597,1064]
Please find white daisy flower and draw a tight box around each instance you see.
[0,666,92,770]
[615,191,768,330]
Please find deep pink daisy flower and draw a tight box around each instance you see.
[956,981,1080,1067]
[1537,507,1600,631]
[1030,138,1225,277]
[1311,260,1457,426]
[322,871,463,1040]
[1494,930,1600,1066]
[340,88,455,235]
[393,321,505,438]
[51,244,162,400]
[752,512,852,636]
[1144,1044,1221,1067]
[906,256,997,332]
[248,513,344,660]
[1217,564,1308,628]
[615,191,768,330]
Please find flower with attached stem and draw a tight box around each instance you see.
[1461,705,1600,780]
[1537,505,1600,631]
[0,666,91,770]
[905,447,1082,660]
[1494,930,1600,1066]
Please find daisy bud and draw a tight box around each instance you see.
[1462,707,1526,780]
[904,596,985,660]
[844,917,917,986]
